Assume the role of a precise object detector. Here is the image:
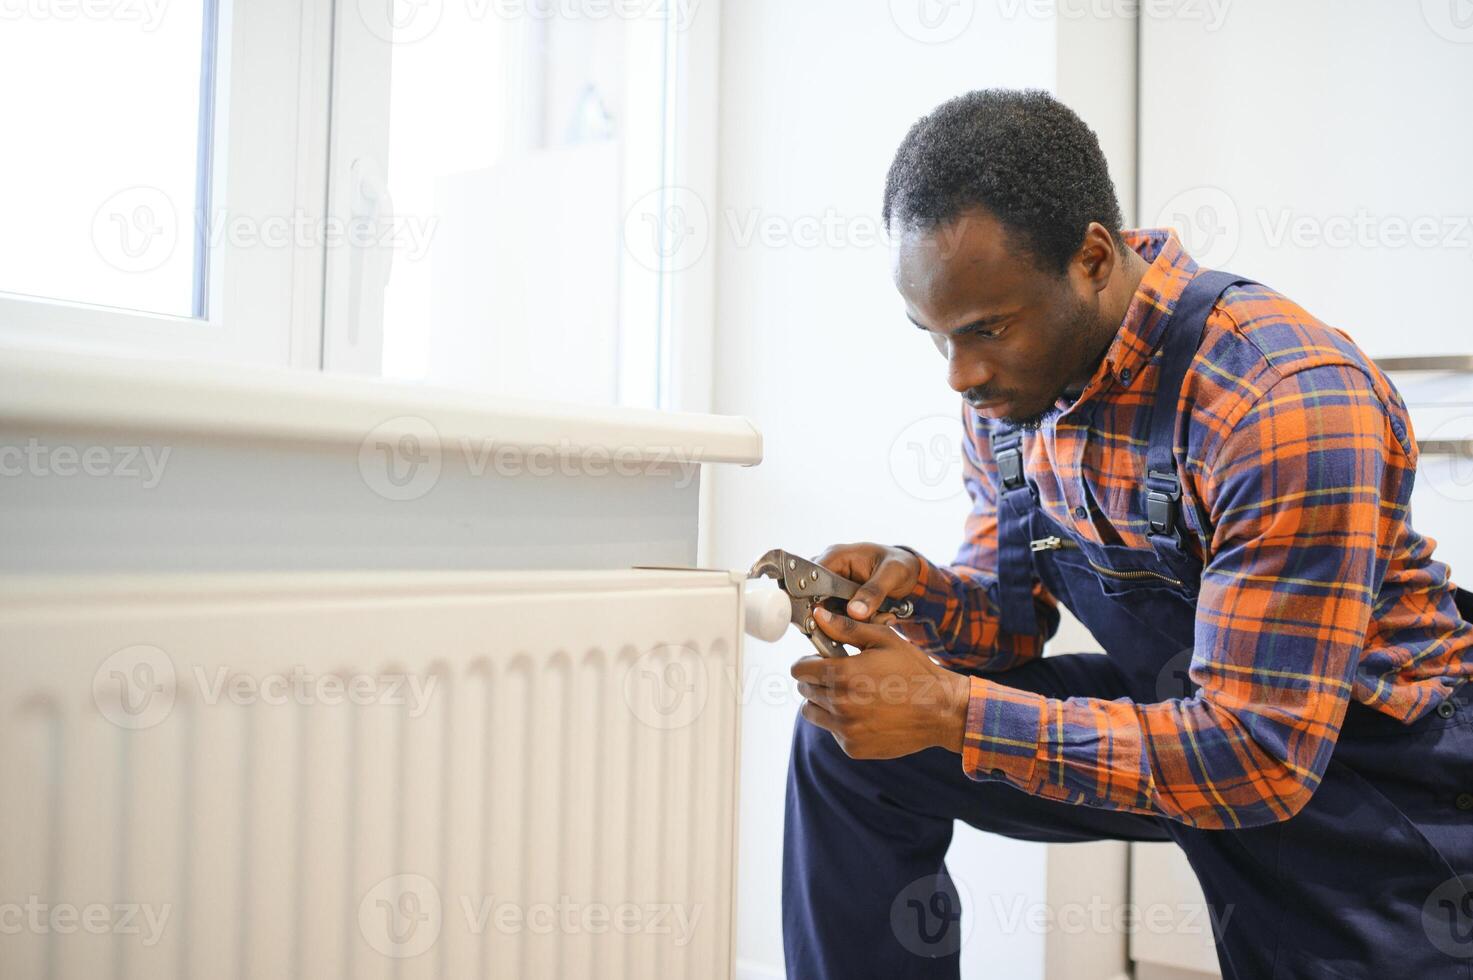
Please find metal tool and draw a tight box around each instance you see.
[747,548,915,658]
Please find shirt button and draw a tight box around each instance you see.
[990,768,1006,779]
[1073,506,1088,521]
[1437,700,1457,718]
[1456,793,1473,811]
[1119,368,1133,386]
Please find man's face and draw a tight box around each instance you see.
[893,210,1113,430]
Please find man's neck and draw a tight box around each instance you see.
[1070,245,1151,390]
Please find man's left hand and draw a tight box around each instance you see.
[790,607,970,759]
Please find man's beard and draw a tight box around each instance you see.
[1002,401,1062,432]
[1003,298,1108,431]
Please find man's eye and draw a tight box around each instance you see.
[968,323,1009,340]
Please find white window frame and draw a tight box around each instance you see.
[0,0,335,370]
[0,0,722,421]
[320,0,722,413]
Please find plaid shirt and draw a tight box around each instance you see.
[898,228,1473,829]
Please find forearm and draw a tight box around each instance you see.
[956,672,1347,829]
[894,551,1055,672]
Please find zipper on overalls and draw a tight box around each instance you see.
[1029,536,1185,587]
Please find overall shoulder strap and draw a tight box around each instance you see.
[1144,270,1256,550]
[988,423,1039,635]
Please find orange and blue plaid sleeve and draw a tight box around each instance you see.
[960,363,1396,828]
[895,403,1061,671]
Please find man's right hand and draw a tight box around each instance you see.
[811,543,922,624]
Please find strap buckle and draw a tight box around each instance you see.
[989,430,1027,492]
[1145,469,1181,537]
[996,446,1025,490]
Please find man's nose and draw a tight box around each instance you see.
[947,349,992,395]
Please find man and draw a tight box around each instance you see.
[784,89,1473,979]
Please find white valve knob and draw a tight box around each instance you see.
[743,580,791,643]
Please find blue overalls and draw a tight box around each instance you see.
[784,272,1473,979]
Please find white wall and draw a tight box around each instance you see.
[1139,1,1473,360]
[706,4,1063,977]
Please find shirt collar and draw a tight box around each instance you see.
[1108,227,1202,381]
[1056,227,1201,411]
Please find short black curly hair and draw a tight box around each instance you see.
[882,89,1125,275]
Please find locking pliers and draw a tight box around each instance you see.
[747,548,915,658]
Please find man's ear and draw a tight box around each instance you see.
[1075,222,1118,292]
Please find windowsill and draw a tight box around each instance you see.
[0,345,763,467]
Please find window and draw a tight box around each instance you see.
[0,0,718,412]
[0,1,216,318]
[327,0,711,409]
[0,0,333,367]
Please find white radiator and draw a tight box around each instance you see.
[0,568,744,979]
